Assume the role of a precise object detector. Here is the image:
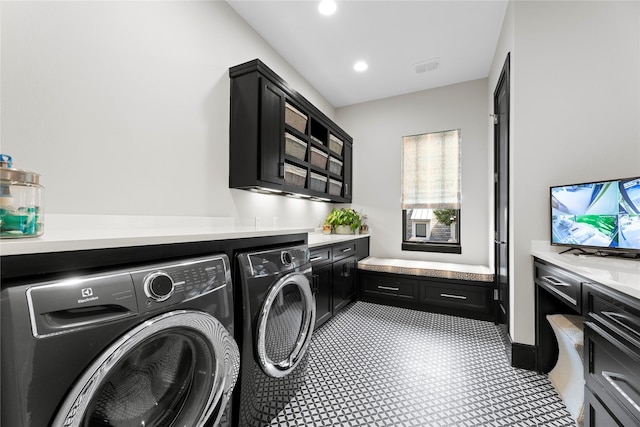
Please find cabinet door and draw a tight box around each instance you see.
[259,79,285,185]
[332,256,357,313]
[313,264,332,329]
[342,141,352,201]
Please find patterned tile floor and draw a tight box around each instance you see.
[268,302,576,427]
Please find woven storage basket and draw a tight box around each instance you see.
[328,157,343,175]
[328,134,343,156]
[328,178,342,196]
[285,103,307,133]
[285,133,307,161]
[309,172,327,192]
[311,135,325,146]
[284,163,307,187]
[310,147,328,169]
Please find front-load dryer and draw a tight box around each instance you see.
[235,244,315,426]
[1,254,240,427]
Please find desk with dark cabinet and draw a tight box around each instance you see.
[533,249,640,427]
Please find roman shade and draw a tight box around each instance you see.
[401,129,461,209]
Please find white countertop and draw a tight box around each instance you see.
[0,214,369,256]
[531,241,640,300]
[307,232,369,248]
[0,215,312,256]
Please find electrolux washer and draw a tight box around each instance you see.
[1,254,240,427]
[235,244,316,427]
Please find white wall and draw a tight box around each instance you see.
[336,79,490,266]
[0,1,334,228]
[488,0,640,345]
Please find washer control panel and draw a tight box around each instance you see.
[26,254,231,338]
[131,255,230,312]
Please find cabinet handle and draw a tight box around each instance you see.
[378,285,399,291]
[601,311,640,339]
[278,162,285,178]
[602,371,640,413]
[341,247,352,253]
[541,276,570,287]
[310,256,324,262]
[345,183,349,195]
[440,293,467,300]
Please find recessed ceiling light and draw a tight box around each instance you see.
[354,61,368,72]
[318,0,336,16]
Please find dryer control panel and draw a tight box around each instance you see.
[27,255,231,338]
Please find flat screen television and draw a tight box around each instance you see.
[550,176,640,254]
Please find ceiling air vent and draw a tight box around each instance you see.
[414,58,440,74]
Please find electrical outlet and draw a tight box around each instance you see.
[273,217,279,229]
[255,216,261,230]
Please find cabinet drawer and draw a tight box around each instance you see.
[534,260,582,310]
[421,281,490,312]
[310,246,332,266]
[585,321,640,424]
[585,283,640,348]
[585,387,638,427]
[332,242,357,262]
[360,273,417,300]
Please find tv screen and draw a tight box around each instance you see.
[550,177,640,253]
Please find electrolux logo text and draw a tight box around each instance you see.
[78,287,99,304]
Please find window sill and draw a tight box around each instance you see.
[402,242,462,254]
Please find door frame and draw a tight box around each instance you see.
[493,53,510,336]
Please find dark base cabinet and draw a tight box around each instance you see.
[533,256,640,427]
[585,387,639,427]
[584,283,640,427]
[313,263,333,328]
[311,237,369,329]
[358,271,494,322]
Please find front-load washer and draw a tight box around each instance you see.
[234,244,316,426]
[1,254,240,427]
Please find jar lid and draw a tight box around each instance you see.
[0,154,41,185]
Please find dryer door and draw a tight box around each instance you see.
[53,310,239,427]
[256,271,316,377]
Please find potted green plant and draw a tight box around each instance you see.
[324,208,362,234]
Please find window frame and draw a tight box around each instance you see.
[401,129,462,254]
[401,209,461,253]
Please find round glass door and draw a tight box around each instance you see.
[53,310,239,427]
[256,272,316,377]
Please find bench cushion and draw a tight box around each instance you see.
[358,257,494,282]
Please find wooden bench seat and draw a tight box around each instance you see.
[357,257,495,321]
[358,257,494,282]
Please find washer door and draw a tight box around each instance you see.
[256,271,316,377]
[53,310,239,427]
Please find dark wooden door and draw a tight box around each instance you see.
[342,142,352,201]
[313,263,332,329]
[259,79,285,185]
[494,54,510,335]
[332,255,357,312]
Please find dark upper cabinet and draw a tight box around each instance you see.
[259,80,286,185]
[229,59,353,202]
[342,141,352,199]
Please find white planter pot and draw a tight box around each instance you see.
[334,225,354,235]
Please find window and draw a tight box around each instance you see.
[401,129,461,253]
